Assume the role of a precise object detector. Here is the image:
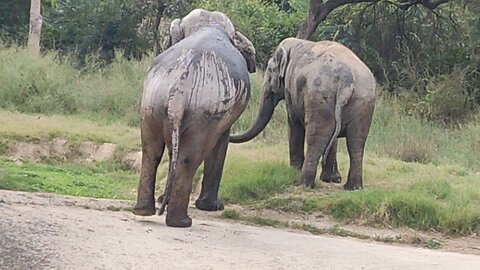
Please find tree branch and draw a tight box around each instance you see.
[296,0,451,40]
[397,0,450,10]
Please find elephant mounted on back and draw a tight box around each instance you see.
[133,9,256,227]
[231,38,376,190]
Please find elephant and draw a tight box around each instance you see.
[230,38,375,190]
[133,9,256,228]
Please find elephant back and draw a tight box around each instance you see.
[143,28,250,122]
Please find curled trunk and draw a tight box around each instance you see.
[230,89,278,143]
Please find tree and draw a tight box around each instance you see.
[27,0,43,55]
[153,0,166,56]
[296,0,452,40]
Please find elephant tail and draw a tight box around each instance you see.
[158,91,185,216]
[321,73,355,167]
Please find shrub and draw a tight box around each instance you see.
[413,69,474,124]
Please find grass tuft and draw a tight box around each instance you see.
[220,157,298,204]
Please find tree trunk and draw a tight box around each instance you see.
[153,0,166,56]
[296,0,328,40]
[27,0,42,55]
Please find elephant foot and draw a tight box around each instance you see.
[343,181,363,191]
[320,171,342,183]
[195,198,224,211]
[132,203,156,216]
[165,214,192,228]
[296,177,315,188]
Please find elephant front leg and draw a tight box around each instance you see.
[288,113,305,171]
[320,139,342,183]
[195,130,229,211]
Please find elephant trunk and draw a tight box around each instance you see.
[230,88,278,143]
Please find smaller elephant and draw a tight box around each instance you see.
[230,38,376,190]
[133,9,256,227]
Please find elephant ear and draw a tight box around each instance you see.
[168,19,183,48]
[233,31,256,73]
[276,47,289,79]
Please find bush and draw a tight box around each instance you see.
[386,136,436,164]
[413,69,474,124]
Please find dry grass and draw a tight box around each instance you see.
[0,110,140,150]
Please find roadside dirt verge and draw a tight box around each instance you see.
[1,190,480,270]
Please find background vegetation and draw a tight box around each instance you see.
[0,0,479,236]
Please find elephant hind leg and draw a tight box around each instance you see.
[165,130,210,227]
[320,139,342,183]
[297,105,335,188]
[344,106,374,190]
[133,115,165,216]
[195,129,229,212]
[288,111,305,171]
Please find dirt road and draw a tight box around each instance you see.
[1,190,479,270]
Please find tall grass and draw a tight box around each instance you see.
[0,46,148,126]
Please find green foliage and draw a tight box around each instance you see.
[320,2,480,108]
[405,69,474,124]
[194,0,305,67]
[0,0,30,44]
[42,0,154,64]
[0,46,147,125]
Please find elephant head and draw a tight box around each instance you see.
[168,9,256,73]
[230,41,292,143]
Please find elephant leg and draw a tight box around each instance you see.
[195,129,229,211]
[165,132,206,228]
[320,139,342,183]
[344,135,366,190]
[344,106,374,190]
[133,117,165,216]
[288,112,305,171]
[297,105,335,188]
[157,158,172,205]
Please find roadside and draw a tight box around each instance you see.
[1,189,480,270]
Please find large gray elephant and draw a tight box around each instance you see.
[133,9,256,227]
[230,38,375,190]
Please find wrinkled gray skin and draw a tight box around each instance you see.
[231,38,376,190]
[133,9,256,228]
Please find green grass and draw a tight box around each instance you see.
[220,154,298,204]
[0,159,137,199]
[263,173,480,235]
[0,46,148,126]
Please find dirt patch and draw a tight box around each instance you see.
[1,190,480,270]
[6,139,142,171]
